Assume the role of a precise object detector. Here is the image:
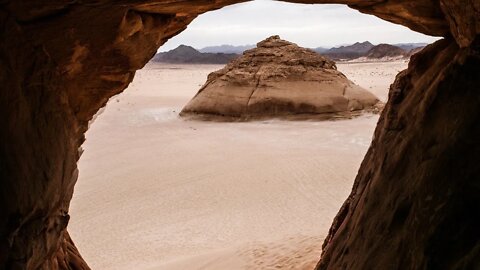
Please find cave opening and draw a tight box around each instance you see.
[0,1,478,270]
[66,2,436,269]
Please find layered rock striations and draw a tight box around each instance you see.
[0,0,479,269]
[181,36,381,120]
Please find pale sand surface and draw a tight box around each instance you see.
[339,60,408,102]
[69,61,407,270]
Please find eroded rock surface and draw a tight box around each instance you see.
[181,36,381,120]
[0,0,479,269]
[317,37,480,270]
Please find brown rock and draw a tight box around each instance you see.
[407,46,426,57]
[0,1,479,270]
[181,36,381,120]
[317,37,480,270]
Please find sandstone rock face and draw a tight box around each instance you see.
[181,36,381,120]
[317,38,480,270]
[0,1,479,270]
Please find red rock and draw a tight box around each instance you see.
[0,1,478,269]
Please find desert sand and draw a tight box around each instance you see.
[69,60,407,270]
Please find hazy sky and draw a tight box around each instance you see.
[159,0,440,51]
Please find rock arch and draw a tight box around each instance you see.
[0,1,478,269]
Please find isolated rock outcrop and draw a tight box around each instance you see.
[0,0,479,269]
[181,36,381,120]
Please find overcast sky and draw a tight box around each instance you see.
[159,0,440,51]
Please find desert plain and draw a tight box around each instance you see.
[69,60,407,270]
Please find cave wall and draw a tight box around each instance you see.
[317,38,480,270]
[0,1,478,269]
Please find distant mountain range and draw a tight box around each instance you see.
[152,45,238,64]
[365,44,408,59]
[316,41,428,60]
[320,41,375,60]
[394,43,429,51]
[153,42,428,64]
[199,41,427,55]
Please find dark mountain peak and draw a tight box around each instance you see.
[349,41,374,50]
[357,41,373,45]
[171,45,199,53]
[329,41,374,52]
[153,45,238,64]
[366,44,407,58]
[324,41,375,60]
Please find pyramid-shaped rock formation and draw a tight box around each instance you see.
[180,36,382,120]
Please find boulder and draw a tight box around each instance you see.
[181,36,381,120]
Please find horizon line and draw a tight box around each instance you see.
[158,40,432,52]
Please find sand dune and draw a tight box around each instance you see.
[69,61,406,270]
